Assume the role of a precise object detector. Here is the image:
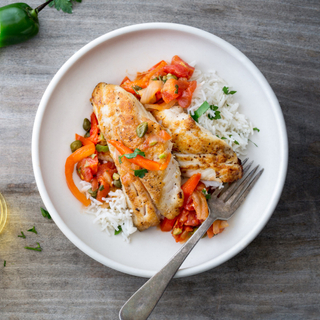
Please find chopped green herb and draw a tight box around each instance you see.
[18,231,26,239]
[216,135,220,138]
[190,101,210,122]
[119,149,145,163]
[249,139,258,147]
[222,86,237,95]
[234,140,239,145]
[253,127,260,132]
[88,188,97,198]
[4,260,6,267]
[27,226,37,234]
[132,85,142,95]
[114,226,122,235]
[24,242,42,252]
[208,105,221,120]
[134,169,148,178]
[49,0,82,14]
[202,189,211,200]
[41,207,51,220]
[174,84,179,94]
[96,144,109,152]
[221,137,227,140]
[99,185,104,191]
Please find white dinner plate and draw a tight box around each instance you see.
[32,23,288,278]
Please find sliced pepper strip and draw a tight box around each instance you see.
[108,140,162,171]
[181,173,202,205]
[75,134,95,146]
[65,144,95,206]
[159,153,171,170]
[159,130,171,141]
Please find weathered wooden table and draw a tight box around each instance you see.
[1,0,319,319]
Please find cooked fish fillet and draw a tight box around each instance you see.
[151,106,243,183]
[90,83,183,231]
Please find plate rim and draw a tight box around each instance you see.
[32,22,288,278]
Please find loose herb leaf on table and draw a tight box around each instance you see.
[49,0,82,14]
[41,207,51,219]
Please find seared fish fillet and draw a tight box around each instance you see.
[151,106,243,183]
[90,83,183,231]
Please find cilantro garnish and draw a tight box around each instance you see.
[234,140,239,145]
[27,226,37,234]
[208,105,221,120]
[174,84,179,94]
[49,0,82,14]
[41,207,51,220]
[132,85,142,95]
[221,137,227,140]
[18,231,26,239]
[119,148,145,164]
[134,169,148,178]
[24,242,42,252]
[222,86,237,95]
[99,185,104,191]
[202,189,211,200]
[88,188,97,199]
[115,226,122,235]
[253,127,260,132]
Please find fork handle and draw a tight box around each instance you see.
[119,213,217,320]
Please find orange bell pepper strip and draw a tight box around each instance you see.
[181,173,202,205]
[75,134,94,146]
[108,140,161,171]
[65,143,96,206]
[159,153,171,170]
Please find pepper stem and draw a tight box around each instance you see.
[36,0,54,13]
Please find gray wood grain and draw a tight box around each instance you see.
[0,0,319,319]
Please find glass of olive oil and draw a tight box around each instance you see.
[0,193,7,234]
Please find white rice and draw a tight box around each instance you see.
[188,68,254,156]
[80,181,137,242]
[81,66,253,240]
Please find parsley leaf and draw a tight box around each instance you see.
[24,242,42,252]
[221,137,227,140]
[41,207,51,219]
[190,101,210,122]
[4,260,6,267]
[253,127,260,132]
[114,226,122,235]
[27,226,38,234]
[222,86,237,95]
[49,0,81,14]
[202,189,211,200]
[234,140,239,145]
[134,169,148,178]
[18,231,26,239]
[208,105,221,120]
[119,149,145,163]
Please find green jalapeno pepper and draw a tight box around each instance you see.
[0,0,52,48]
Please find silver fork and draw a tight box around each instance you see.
[119,159,263,320]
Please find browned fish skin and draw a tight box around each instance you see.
[91,83,183,231]
[152,106,243,183]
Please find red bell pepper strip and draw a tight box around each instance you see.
[181,173,202,205]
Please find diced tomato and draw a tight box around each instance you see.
[97,162,117,180]
[148,60,167,72]
[91,177,99,191]
[185,211,201,227]
[184,196,194,211]
[163,64,191,79]
[155,91,162,101]
[171,55,195,79]
[177,80,197,108]
[160,217,177,232]
[89,112,99,144]
[96,179,110,202]
[76,154,99,182]
[161,78,189,103]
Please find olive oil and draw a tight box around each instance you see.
[0,193,7,233]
